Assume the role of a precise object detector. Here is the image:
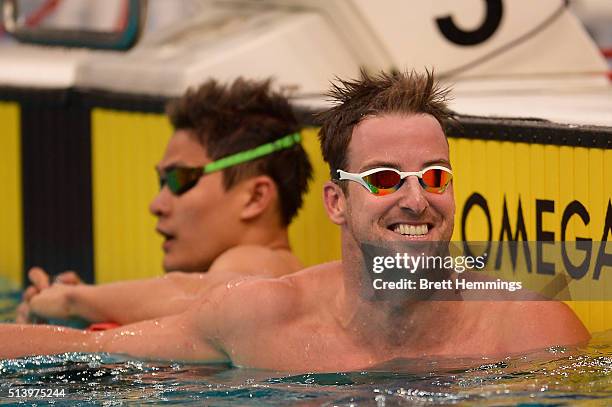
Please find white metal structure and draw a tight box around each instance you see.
[0,0,610,125]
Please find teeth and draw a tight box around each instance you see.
[393,224,428,236]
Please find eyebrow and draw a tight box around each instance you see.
[358,159,451,172]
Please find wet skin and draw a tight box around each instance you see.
[1,114,589,370]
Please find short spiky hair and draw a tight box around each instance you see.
[166,78,312,225]
[317,69,453,179]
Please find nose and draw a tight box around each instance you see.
[396,176,429,215]
[149,186,172,217]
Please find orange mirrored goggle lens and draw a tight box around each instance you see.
[363,170,402,195]
[420,168,452,193]
[363,168,451,196]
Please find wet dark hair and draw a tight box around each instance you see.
[166,78,313,225]
[317,69,453,182]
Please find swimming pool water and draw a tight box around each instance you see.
[0,290,611,406]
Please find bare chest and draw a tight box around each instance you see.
[223,306,509,371]
[224,319,378,372]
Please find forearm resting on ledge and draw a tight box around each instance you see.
[32,273,211,325]
[0,313,226,363]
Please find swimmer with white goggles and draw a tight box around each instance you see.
[337,166,453,196]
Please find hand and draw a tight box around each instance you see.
[54,270,83,285]
[29,283,75,320]
[15,267,51,323]
[15,267,83,323]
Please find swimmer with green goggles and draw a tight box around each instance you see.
[157,132,302,195]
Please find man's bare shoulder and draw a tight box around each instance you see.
[493,301,590,352]
[280,261,342,281]
[191,261,343,335]
[224,261,342,312]
[208,245,302,278]
[190,275,301,339]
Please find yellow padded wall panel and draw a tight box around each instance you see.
[289,128,341,266]
[92,109,171,283]
[89,112,609,331]
[0,102,22,289]
[450,138,610,332]
[569,147,612,334]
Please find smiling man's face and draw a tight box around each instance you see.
[340,113,455,245]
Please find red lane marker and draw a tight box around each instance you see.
[88,322,121,331]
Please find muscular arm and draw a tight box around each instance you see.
[29,272,228,325]
[2,275,305,370]
[0,300,229,362]
[29,246,299,325]
[500,301,591,353]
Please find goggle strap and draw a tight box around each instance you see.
[338,169,379,194]
[203,132,301,174]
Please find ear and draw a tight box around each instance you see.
[239,176,277,221]
[323,181,347,225]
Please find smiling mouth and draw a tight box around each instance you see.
[389,223,430,237]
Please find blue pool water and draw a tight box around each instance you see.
[0,290,611,406]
